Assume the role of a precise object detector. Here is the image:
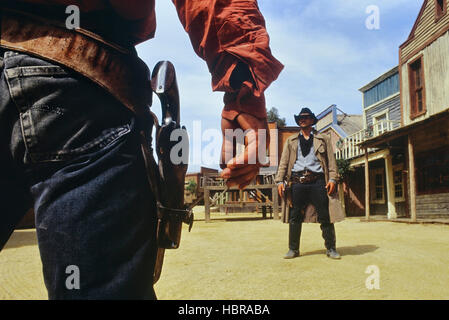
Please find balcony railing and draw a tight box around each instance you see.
[335,120,401,160]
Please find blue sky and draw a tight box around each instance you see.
[136,0,424,172]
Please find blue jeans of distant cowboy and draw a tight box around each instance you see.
[0,50,158,299]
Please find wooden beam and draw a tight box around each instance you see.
[408,135,417,222]
[204,188,211,223]
[350,148,390,167]
[205,184,277,191]
[218,203,274,208]
[272,187,279,220]
[385,154,398,219]
[364,148,370,220]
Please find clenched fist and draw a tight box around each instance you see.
[220,113,269,189]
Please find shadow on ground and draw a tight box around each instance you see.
[301,245,379,257]
[3,229,37,250]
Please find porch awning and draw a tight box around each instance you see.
[359,109,449,149]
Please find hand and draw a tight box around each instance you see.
[277,183,285,198]
[326,181,336,195]
[220,113,270,189]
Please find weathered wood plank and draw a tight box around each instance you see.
[401,0,449,60]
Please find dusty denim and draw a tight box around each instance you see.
[0,50,158,299]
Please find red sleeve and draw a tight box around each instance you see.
[172,0,283,120]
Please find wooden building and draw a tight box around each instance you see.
[201,121,297,221]
[335,67,403,218]
[360,0,449,220]
[315,104,364,217]
[184,167,218,204]
[316,104,364,153]
[267,121,301,168]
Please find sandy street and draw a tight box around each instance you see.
[1,209,449,300]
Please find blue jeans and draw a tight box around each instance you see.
[0,50,158,299]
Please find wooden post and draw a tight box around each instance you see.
[272,186,279,220]
[408,135,417,222]
[385,154,397,219]
[239,189,243,208]
[364,148,370,220]
[204,187,211,223]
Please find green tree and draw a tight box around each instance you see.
[267,107,286,128]
[186,180,197,194]
[336,158,353,183]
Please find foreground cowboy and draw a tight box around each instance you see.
[275,108,344,260]
[0,0,282,299]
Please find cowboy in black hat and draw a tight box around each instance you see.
[275,107,343,260]
[294,107,318,126]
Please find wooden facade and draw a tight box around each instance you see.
[316,104,364,147]
[184,167,218,204]
[400,0,449,218]
[337,67,405,219]
[268,121,301,168]
[359,0,449,220]
[334,72,401,163]
[201,122,299,222]
[401,31,449,124]
[361,67,401,129]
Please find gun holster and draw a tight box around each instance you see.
[139,61,194,284]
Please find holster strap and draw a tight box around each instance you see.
[0,8,152,118]
[156,202,194,232]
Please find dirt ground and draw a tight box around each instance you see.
[1,207,449,300]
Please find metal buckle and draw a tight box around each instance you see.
[157,202,194,232]
[299,176,306,183]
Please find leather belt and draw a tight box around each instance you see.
[291,170,324,184]
[0,8,152,119]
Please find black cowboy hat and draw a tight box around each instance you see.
[294,107,318,126]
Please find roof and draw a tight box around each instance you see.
[258,166,278,175]
[337,114,364,135]
[359,66,399,93]
[316,104,363,138]
[400,0,428,49]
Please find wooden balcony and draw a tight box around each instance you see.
[336,120,401,160]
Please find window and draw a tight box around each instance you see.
[393,164,405,202]
[372,110,389,136]
[363,73,399,108]
[416,147,449,195]
[436,0,447,19]
[370,168,385,204]
[408,56,426,119]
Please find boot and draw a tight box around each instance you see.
[321,223,341,259]
[326,248,341,259]
[284,222,302,259]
